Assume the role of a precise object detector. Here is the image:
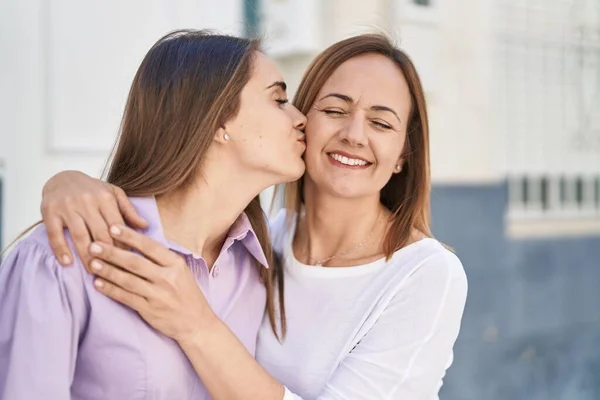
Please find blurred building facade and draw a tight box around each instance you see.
[1,0,599,398]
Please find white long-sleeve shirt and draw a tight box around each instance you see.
[256,211,468,399]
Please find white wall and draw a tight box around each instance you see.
[394,0,500,184]
[0,0,243,248]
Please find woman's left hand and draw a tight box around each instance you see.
[88,225,215,343]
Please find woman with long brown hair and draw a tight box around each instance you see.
[29,34,467,399]
[0,30,307,399]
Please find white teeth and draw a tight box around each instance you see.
[330,153,368,166]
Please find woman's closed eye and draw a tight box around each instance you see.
[321,108,346,116]
[371,119,393,130]
[276,98,289,108]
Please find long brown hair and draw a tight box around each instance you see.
[105,30,284,338]
[284,33,433,257]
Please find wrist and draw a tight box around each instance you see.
[176,310,220,349]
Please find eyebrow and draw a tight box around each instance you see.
[319,92,402,124]
[267,81,287,91]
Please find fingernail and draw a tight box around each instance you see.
[110,225,121,236]
[90,243,102,254]
[94,279,104,288]
[90,260,102,271]
[61,254,72,265]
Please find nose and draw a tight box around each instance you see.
[340,114,368,147]
[290,105,307,131]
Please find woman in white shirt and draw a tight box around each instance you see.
[38,33,467,399]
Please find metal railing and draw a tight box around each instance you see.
[508,175,600,219]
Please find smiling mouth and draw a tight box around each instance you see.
[327,152,372,168]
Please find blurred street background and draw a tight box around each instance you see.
[1,0,599,398]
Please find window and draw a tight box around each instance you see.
[497,0,600,235]
[509,175,600,218]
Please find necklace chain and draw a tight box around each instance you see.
[309,212,382,267]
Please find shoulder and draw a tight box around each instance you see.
[369,240,467,337]
[6,223,61,262]
[2,224,87,286]
[0,224,90,333]
[388,238,468,297]
[416,240,466,279]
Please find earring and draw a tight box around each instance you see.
[395,164,401,171]
[224,132,231,141]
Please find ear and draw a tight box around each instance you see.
[213,126,231,145]
[393,158,404,174]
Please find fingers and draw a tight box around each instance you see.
[108,225,179,266]
[89,242,158,281]
[43,214,73,266]
[84,205,113,247]
[64,212,95,272]
[113,186,148,229]
[98,192,128,249]
[39,171,128,266]
[97,190,126,234]
[90,259,154,298]
[93,278,147,312]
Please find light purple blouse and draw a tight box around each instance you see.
[0,197,269,400]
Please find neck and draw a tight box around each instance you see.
[296,177,388,266]
[156,156,267,267]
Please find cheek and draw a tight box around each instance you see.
[304,133,327,171]
[242,98,287,135]
[255,110,294,158]
[267,107,296,140]
[231,108,262,138]
[373,137,404,168]
[305,114,334,151]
